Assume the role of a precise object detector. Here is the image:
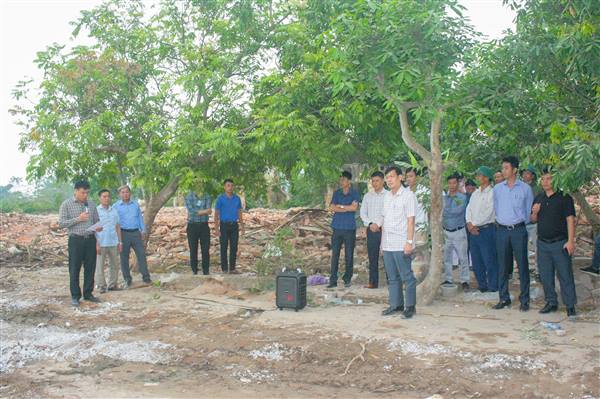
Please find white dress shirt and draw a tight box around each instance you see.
[381,186,417,251]
[360,189,387,227]
[466,185,495,227]
[413,184,429,227]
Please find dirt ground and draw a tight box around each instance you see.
[1,255,599,399]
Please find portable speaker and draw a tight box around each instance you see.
[276,268,307,311]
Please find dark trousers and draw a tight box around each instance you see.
[366,229,382,287]
[330,229,356,285]
[68,235,97,300]
[470,225,498,291]
[538,239,577,307]
[120,230,151,283]
[496,224,530,304]
[220,222,239,272]
[593,234,600,270]
[187,222,210,274]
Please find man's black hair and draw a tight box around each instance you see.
[341,170,352,180]
[384,165,403,176]
[98,189,110,197]
[465,179,477,187]
[74,180,90,190]
[501,155,519,169]
[405,167,419,176]
[541,167,552,175]
[447,173,460,182]
[224,178,234,185]
[371,171,384,179]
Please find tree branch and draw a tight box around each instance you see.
[96,145,128,155]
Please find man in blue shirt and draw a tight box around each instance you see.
[214,179,244,273]
[327,171,361,288]
[185,188,212,275]
[493,156,534,311]
[95,189,122,293]
[115,185,152,287]
[442,173,471,290]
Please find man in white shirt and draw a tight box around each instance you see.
[405,168,429,245]
[360,171,387,288]
[466,166,498,292]
[381,166,418,319]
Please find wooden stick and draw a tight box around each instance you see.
[341,342,366,376]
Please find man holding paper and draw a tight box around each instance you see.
[58,180,103,307]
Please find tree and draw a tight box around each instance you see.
[314,0,480,304]
[12,0,289,243]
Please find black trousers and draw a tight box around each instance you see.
[366,229,382,287]
[497,225,530,304]
[187,222,210,274]
[538,239,577,307]
[220,222,239,272]
[68,235,97,300]
[330,228,356,285]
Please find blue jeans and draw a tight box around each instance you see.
[330,229,356,285]
[537,239,577,307]
[470,225,498,291]
[383,251,416,308]
[496,224,529,304]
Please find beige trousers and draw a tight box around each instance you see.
[96,246,119,289]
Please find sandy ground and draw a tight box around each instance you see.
[0,260,599,399]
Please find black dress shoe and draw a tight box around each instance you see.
[567,307,576,317]
[344,281,352,288]
[580,266,600,276]
[84,295,101,303]
[479,288,489,293]
[441,281,453,286]
[381,306,404,316]
[493,300,511,309]
[71,298,80,307]
[461,282,470,291]
[539,303,558,314]
[326,283,337,289]
[519,303,529,312]
[402,306,416,319]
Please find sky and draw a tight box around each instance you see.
[0,0,516,188]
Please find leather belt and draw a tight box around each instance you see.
[539,237,567,244]
[444,226,465,232]
[121,228,139,233]
[477,223,494,229]
[497,222,525,230]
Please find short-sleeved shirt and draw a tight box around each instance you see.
[493,179,534,226]
[381,187,417,251]
[185,192,212,223]
[96,205,120,247]
[534,191,576,241]
[215,193,243,222]
[330,188,361,230]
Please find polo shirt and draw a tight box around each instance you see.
[534,191,575,241]
[215,193,243,222]
[330,188,361,230]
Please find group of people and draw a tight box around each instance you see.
[60,157,597,318]
[329,156,586,319]
[59,179,245,307]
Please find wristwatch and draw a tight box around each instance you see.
[407,239,414,244]
[340,205,345,209]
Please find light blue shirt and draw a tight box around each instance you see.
[493,179,534,225]
[96,205,120,247]
[114,199,145,233]
[443,192,467,230]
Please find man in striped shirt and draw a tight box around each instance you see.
[381,166,418,319]
[58,180,103,307]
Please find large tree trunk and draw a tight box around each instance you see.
[142,175,181,248]
[416,115,444,305]
[396,105,444,305]
[572,190,600,236]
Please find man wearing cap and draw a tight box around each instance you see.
[531,169,577,317]
[493,156,534,311]
[442,173,471,290]
[466,167,498,292]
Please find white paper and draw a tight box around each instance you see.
[85,221,105,233]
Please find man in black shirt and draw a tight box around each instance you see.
[530,169,577,317]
